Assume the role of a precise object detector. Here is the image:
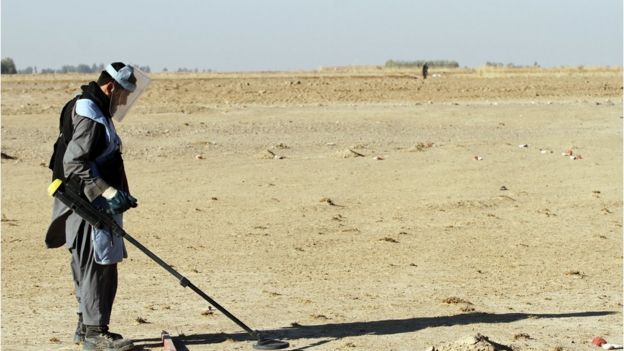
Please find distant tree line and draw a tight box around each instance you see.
[1,57,17,74]
[171,67,213,73]
[485,61,541,68]
[1,57,151,74]
[385,59,460,68]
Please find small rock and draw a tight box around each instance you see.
[257,149,276,159]
[273,143,289,149]
[320,197,338,206]
[514,333,532,340]
[338,148,365,158]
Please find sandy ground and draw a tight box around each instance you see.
[1,68,622,351]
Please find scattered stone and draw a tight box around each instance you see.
[273,143,289,149]
[135,317,149,324]
[311,314,329,320]
[338,148,365,158]
[410,142,435,152]
[473,156,483,161]
[379,237,399,243]
[332,214,345,221]
[373,155,384,160]
[320,197,341,206]
[442,297,473,305]
[195,154,204,160]
[562,148,574,157]
[514,333,532,340]
[500,185,508,191]
[565,270,584,277]
[257,149,276,159]
[460,305,476,312]
[518,144,529,148]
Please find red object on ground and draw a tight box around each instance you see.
[593,336,607,347]
[161,331,178,351]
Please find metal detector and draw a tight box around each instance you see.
[48,178,289,350]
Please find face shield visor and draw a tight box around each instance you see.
[106,64,150,122]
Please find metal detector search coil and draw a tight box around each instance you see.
[48,178,289,350]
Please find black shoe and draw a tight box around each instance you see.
[83,326,134,351]
[75,315,122,344]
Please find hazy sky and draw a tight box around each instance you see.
[1,0,622,72]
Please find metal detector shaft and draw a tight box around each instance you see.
[121,233,258,337]
[48,179,259,339]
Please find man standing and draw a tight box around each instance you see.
[422,62,429,80]
[45,62,149,351]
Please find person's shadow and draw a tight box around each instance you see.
[132,310,615,350]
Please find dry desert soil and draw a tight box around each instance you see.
[2,67,623,351]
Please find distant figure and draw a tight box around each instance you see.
[422,63,429,80]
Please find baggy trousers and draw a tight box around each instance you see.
[70,215,118,326]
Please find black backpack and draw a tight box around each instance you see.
[48,96,79,181]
